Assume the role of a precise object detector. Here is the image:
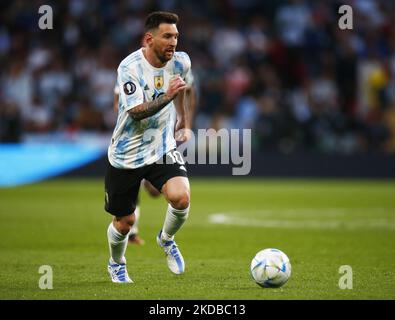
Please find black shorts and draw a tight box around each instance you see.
[104,150,188,217]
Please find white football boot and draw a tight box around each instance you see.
[107,258,133,283]
[156,230,185,274]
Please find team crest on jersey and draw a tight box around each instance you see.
[123,81,136,95]
[154,75,164,90]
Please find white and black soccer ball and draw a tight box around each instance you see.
[250,248,291,288]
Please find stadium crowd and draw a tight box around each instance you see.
[1,0,395,154]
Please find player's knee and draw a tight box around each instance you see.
[114,213,135,235]
[169,191,190,210]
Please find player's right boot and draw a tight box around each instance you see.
[107,258,133,283]
[156,230,185,275]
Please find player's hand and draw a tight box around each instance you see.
[166,76,187,100]
[175,118,192,142]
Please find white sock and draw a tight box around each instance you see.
[107,222,128,264]
[161,204,190,241]
[129,206,140,236]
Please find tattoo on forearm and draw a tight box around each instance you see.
[128,94,173,121]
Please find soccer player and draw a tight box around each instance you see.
[105,11,193,283]
[112,75,195,246]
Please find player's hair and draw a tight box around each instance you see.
[145,11,179,32]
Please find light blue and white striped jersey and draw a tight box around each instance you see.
[108,48,193,169]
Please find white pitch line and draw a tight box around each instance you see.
[208,212,395,231]
[224,207,394,217]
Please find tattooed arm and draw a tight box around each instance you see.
[128,93,173,121]
[128,75,187,121]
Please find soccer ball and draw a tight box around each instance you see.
[250,248,291,288]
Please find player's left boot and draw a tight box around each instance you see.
[107,258,133,283]
[156,230,185,275]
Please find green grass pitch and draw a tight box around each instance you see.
[0,178,394,300]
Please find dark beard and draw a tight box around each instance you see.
[158,54,168,64]
[154,48,171,64]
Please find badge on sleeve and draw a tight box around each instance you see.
[123,82,136,95]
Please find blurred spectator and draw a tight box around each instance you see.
[211,21,246,67]
[24,96,53,132]
[276,0,312,48]
[2,60,33,112]
[38,54,73,108]
[88,44,117,112]
[0,101,22,142]
[75,98,106,131]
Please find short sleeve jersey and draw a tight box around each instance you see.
[108,48,192,169]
